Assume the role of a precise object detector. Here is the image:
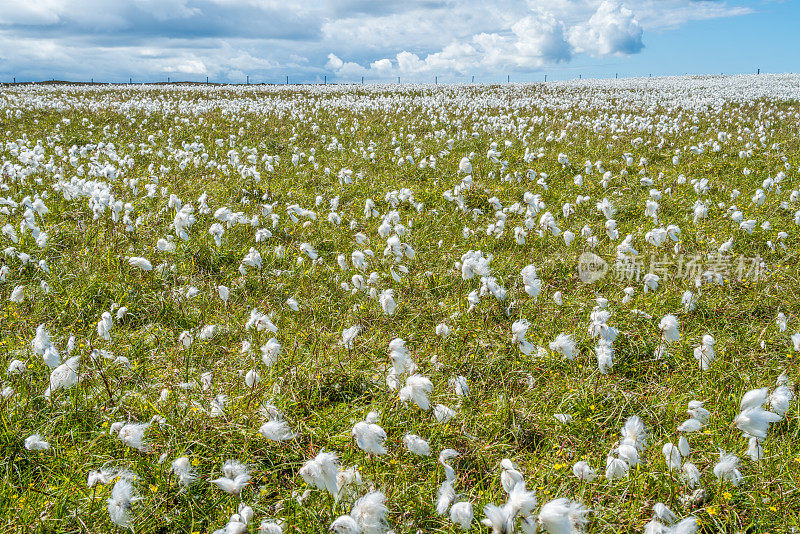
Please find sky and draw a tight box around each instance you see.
[0,0,797,84]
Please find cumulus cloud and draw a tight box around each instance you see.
[326,53,367,78]
[568,1,644,57]
[335,5,633,79]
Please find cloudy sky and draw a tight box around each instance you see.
[0,0,797,83]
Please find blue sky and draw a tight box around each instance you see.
[0,0,796,83]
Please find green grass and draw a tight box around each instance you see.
[0,81,799,533]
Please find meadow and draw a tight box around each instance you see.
[1,75,800,533]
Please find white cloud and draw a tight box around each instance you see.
[0,1,63,25]
[326,53,344,70]
[568,1,644,57]
[132,0,200,21]
[511,10,572,64]
[335,7,571,78]
[326,52,368,78]
[0,0,759,82]
[370,58,393,73]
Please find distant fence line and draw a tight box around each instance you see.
[0,70,766,87]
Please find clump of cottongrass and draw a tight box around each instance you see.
[511,320,535,356]
[438,449,460,481]
[128,256,152,271]
[261,338,282,367]
[107,477,140,527]
[606,415,648,479]
[330,490,390,534]
[259,520,284,534]
[33,324,60,369]
[678,400,710,433]
[537,498,590,533]
[9,285,24,303]
[352,411,387,455]
[299,450,340,497]
[572,461,596,481]
[659,314,680,343]
[378,289,396,315]
[403,434,430,456]
[44,356,80,398]
[681,462,701,488]
[775,312,787,332]
[449,375,469,396]
[588,300,617,374]
[500,459,524,492]
[643,273,660,293]
[213,503,254,534]
[211,460,251,496]
[643,502,697,534]
[548,333,576,360]
[713,452,742,486]
[341,325,361,349]
[662,442,683,471]
[217,285,230,302]
[482,484,538,533]
[259,409,297,442]
[521,265,541,298]
[479,457,542,533]
[433,404,456,423]
[97,311,113,340]
[88,468,135,487]
[436,477,456,516]
[769,378,794,423]
[734,384,791,461]
[210,394,227,417]
[245,369,260,389]
[734,388,780,440]
[435,323,451,338]
[336,465,364,504]
[399,375,433,410]
[7,359,26,375]
[450,501,474,530]
[24,434,50,451]
[387,338,416,389]
[114,422,151,452]
[622,287,635,304]
[246,308,277,332]
[170,457,197,487]
[693,335,716,370]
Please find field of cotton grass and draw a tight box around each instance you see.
[2,75,800,533]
